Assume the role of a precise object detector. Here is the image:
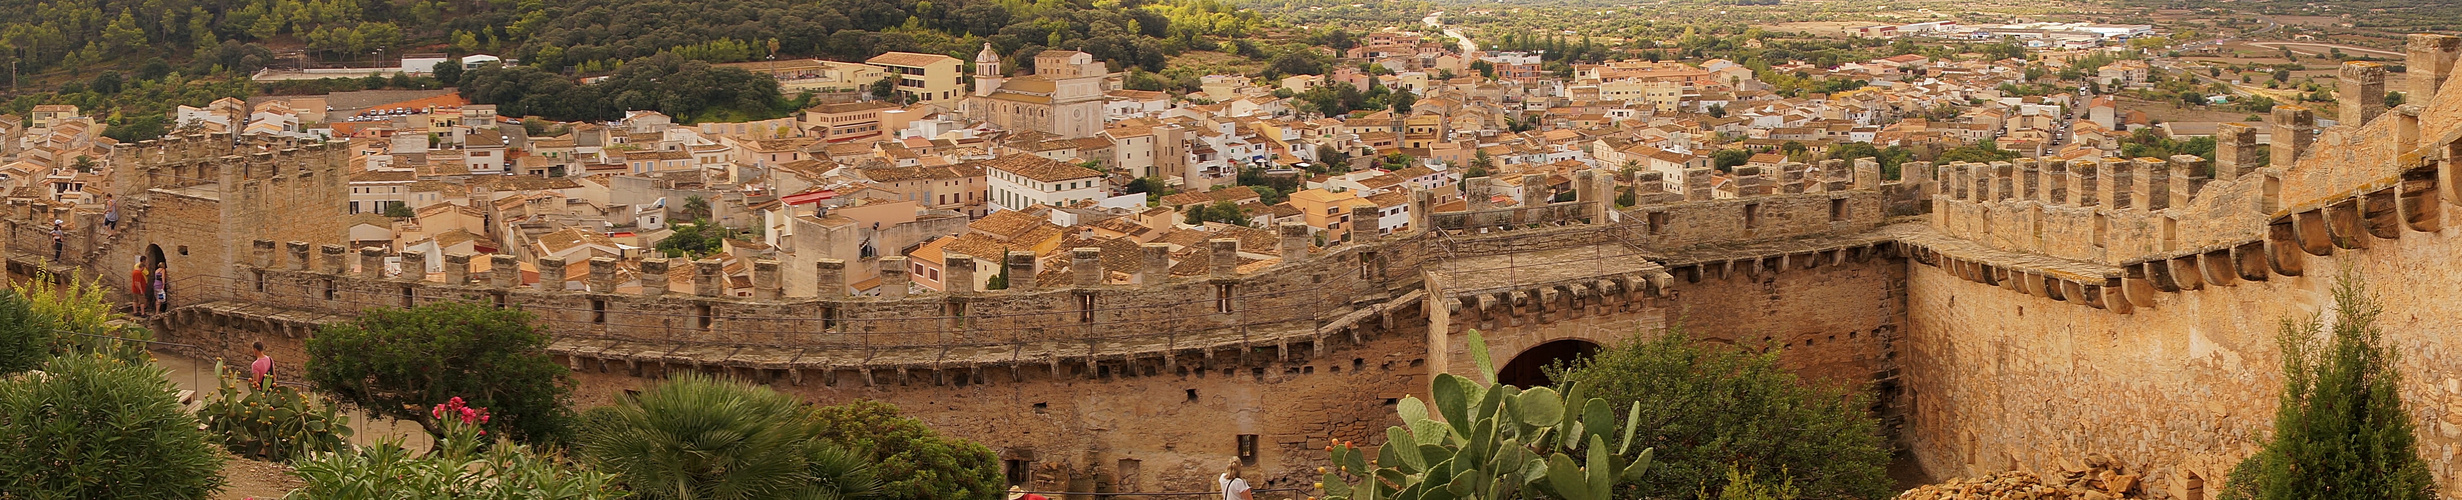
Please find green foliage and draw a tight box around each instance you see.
[433,61,466,87]
[1933,142,2021,165]
[0,292,46,375]
[1319,329,1653,500]
[581,373,885,500]
[2119,129,2218,165]
[1702,465,1800,500]
[1185,200,1252,226]
[290,422,627,499]
[459,53,790,123]
[10,269,154,364]
[382,202,417,218]
[1712,149,1752,171]
[1557,330,1891,499]
[199,366,354,463]
[656,220,734,258]
[2220,273,2434,500]
[0,354,226,498]
[305,301,576,445]
[806,400,1004,500]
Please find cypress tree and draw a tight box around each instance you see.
[2222,272,2434,499]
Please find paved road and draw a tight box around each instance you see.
[1425,12,1479,54]
[2247,41,2402,58]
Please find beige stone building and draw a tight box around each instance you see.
[866,52,964,105]
[966,46,1109,139]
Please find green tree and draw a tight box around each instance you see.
[0,354,226,498]
[807,400,1003,500]
[581,373,884,500]
[305,301,577,445]
[383,202,417,218]
[1558,330,1892,499]
[1712,149,1752,171]
[2220,273,2434,500]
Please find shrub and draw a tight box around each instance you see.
[808,400,1005,500]
[305,301,575,444]
[580,373,885,500]
[1557,329,1892,499]
[289,399,626,500]
[0,354,226,497]
[11,268,154,364]
[0,292,46,375]
[2220,273,2433,500]
[1318,329,1654,500]
[199,363,354,463]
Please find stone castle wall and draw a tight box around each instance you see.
[56,32,2462,498]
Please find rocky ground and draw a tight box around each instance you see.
[1897,456,2154,500]
[214,453,303,500]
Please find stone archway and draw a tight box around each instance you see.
[1496,338,1602,388]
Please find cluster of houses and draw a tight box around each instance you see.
[0,26,2199,295]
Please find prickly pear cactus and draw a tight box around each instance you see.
[1318,329,1651,500]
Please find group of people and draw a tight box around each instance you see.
[48,194,122,262]
[1000,459,1255,500]
[131,255,168,316]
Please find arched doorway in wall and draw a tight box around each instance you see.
[141,244,168,311]
[1496,339,1603,388]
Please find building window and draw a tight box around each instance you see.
[1235,435,1259,466]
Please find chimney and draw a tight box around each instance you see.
[1071,248,1102,287]
[490,254,519,288]
[1138,243,1170,285]
[1208,238,1239,277]
[2214,123,2259,179]
[359,247,385,279]
[400,251,428,281]
[320,245,346,274]
[878,256,910,298]
[535,257,565,290]
[2271,105,2315,166]
[1005,251,1038,291]
[944,254,976,293]
[693,258,722,297]
[2338,61,2388,125]
[1279,222,1310,262]
[753,260,780,300]
[443,253,471,285]
[814,259,844,297]
[588,257,617,293]
[2407,34,2461,99]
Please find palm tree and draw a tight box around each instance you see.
[580,373,884,500]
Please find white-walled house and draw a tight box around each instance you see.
[983,155,1106,212]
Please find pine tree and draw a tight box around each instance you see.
[2221,272,2434,500]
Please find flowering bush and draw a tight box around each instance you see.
[199,363,352,463]
[289,395,625,500]
[431,396,494,458]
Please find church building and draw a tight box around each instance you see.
[966,45,1111,139]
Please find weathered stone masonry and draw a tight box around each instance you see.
[27,33,2462,498]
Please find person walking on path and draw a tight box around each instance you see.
[130,256,150,315]
[49,219,63,261]
[102,195,119,232]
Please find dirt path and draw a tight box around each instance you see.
[215,455,305,500]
